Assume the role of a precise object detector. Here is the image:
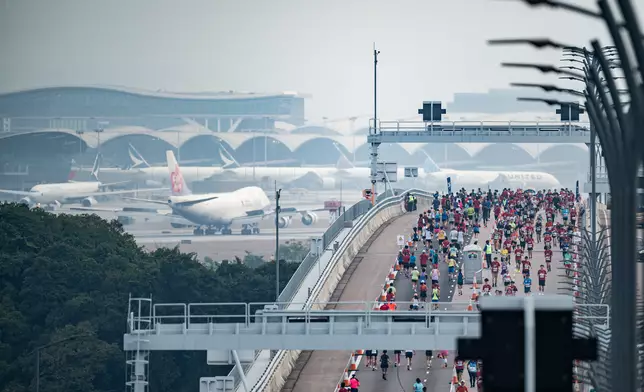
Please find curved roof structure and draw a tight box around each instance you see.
[0,86,307,127]
[0,128,588,159]
[0,85,303,100]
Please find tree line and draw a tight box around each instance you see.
[0,204,305,392]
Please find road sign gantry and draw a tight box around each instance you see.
[368,120,591,144]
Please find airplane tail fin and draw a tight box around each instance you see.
[128,143,151,168]
[420,150,441,173]
[219,145,240,168]
[166,150,192,196]
[332,142,356,169]
[68,159,78,181]
[90,153,101,181]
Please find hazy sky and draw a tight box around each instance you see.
[1,0,642,121]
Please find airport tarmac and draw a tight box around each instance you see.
[43,192,361,261]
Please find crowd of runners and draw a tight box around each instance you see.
[338,187,584,392]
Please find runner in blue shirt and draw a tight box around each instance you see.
[413,378,424,392]
[523,276,532,295]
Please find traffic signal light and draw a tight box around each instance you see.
[418,101,446,122]
[556,102,585,122]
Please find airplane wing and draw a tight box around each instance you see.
[65,187,166,200]
[230,206,326,223]
[0,189,34,196]
[99,181,133,188]
[122,197,169,205]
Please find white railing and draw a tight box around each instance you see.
[249,189,433,392]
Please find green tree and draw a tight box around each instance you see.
[0,204,301,392]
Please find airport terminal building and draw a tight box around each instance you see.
[0,86,589,190]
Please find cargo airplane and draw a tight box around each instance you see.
[0,155,163,208]
[122,151,324,235]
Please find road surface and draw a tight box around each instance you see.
[348,221,476,392]
[282,212,420,392]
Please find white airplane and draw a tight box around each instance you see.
[419,150,562,191]
[124,150,324,236]
[216,144,430,189]
[88,144,301,187]
[0,155,163,208]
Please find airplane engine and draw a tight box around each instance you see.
[81,196,98,207]
[19,197,33,206]
[301,211,318,226]
[277,216,291,228]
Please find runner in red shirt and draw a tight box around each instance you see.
[526,236,534,259]
[544,233,552,249]
[490,257,501,287]
[482,278,492,294]
[455,380,469,392]
[544,248,553,271]
[514,247,523,267]
[522,256,531,278]
[537,265,547,294]
[420,251,428,268]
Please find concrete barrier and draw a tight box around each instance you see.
[252,191,432,392]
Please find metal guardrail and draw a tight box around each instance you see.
[276,189,405,304]
[248,188,432,391]
[376,119,591,132]
[129,301,610,330]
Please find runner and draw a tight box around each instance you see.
[537,264,547,295]
[413,378,424,392]
[425,350,433,369]
[393,350,402,367]
[523,274,533,296]
[454,356,465,382]
[405,350,414,370]
[380,350,390,380]
[490,256,501,287]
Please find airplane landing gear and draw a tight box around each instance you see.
[193,228,204,236]
[241,223,260,235]
[221,226,232,235]
[204,227,217,235]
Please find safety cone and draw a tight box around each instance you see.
[466,301,473,311]
[388,268,396,280]
[471,275,478,290]
[380,292,387,302]
[451,371,458,385]
[355,350,364,355]
[349,355,358,371]
[342,369,350,387]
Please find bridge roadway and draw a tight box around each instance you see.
[348,219,478,392]
[285,211,477,392]
[284,212,420,392]
[341,211,565,392]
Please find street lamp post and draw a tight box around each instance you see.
[275,186,282,302]
[490,1,644,388]
[94,127,104,154]
[32,334,90,392]
[75,130,85,156]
